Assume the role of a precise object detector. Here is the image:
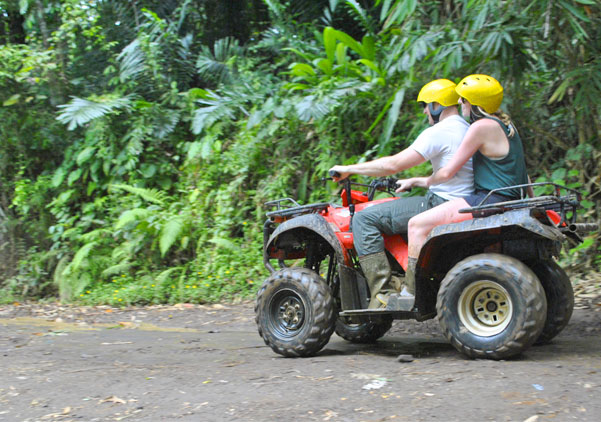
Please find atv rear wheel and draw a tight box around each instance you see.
[255,268,336,357]
[529,260,574,344]
[437,253,547,360]
[335,316,393,344]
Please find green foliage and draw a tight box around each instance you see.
[196,37,244,85]
[57,95,133,130]
[1,0,600,304]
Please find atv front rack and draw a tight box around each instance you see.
[264,198,330,221]
[459,182,582,227]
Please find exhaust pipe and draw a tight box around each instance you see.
[567,223,599,233]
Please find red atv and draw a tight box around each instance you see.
[255,175,595,359]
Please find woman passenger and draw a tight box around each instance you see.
[392,74,531,310]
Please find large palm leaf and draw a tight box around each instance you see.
[56,95,133,130]
[196,37,243,86]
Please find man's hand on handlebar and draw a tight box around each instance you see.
[328,166,351,182]
[395,177,428,193]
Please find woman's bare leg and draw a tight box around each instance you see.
[407,198,471,259]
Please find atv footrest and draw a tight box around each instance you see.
[339,309,416,318]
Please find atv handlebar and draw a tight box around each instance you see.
[328,172,400,200]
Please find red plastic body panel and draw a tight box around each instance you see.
[335,232,355,250]
[546,210,565,227]
[320,193,409,269]
[341,189,369,206]
[323,196,399,233]
[383,234,409,270]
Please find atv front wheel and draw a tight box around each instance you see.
[335,316,392,344]
[255,268,336,357]
[529,260,574,344]
[437,253,547,360]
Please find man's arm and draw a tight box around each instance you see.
[395,123,484,192]
[329,148,425,180]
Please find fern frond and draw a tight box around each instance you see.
[57,95,133,130]
[117,39,146,82]
[115,208,154,230]
[208,237,237,251]
[80,228,112,243]
[111,241,135,260]
[110,184,166,205]
[67,241,98,274]
[53,256,71,288]
[58,272,91,302]
[155,266,183,285]
[101,262,133,277]
[160,217,184,257]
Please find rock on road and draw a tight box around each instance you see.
[1,302,600,422]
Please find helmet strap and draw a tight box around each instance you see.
[428,102,446,124]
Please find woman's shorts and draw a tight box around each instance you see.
[464,190,516,207]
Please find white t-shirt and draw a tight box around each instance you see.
[410,114,473,200]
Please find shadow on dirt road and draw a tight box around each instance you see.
[1,302,600,422]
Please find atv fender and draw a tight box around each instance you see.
[426,208,565,245]
[413,208,566,316]
[263,213,347,273]
[420,207,565,277]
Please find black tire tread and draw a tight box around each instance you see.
[334,318,393,344]
[255,268,336,357]
[530,260,574,344]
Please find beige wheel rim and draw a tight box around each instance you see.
[458,280,513,337]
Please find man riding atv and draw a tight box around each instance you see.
[329,79,473,309]
[258,79,596,360]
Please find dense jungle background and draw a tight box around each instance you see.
[0,0,599,305]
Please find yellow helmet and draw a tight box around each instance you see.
[417,79,459,106]
[455,74,503,114]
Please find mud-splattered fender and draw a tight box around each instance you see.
[408,208,568,316]
[418,208,565,279]
[425,208,565,247]
[263,213,347,273]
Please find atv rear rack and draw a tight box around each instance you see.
[459,182,582,227]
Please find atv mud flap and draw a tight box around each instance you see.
[338,264,369,310]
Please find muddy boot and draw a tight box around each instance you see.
[386,258,417,311]
[375,274,403,307]
[358,252,392,309]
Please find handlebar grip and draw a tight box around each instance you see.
[329,170,341,178]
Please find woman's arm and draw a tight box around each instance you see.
[395,121,491,192]
[425,123,487,187]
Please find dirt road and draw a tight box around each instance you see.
[1,301,600,422]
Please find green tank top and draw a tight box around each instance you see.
[473,117,528,199]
